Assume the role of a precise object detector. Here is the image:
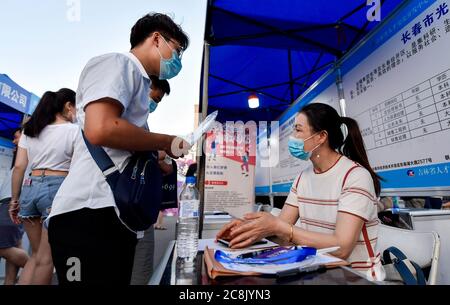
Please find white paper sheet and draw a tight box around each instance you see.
[183,110,218,145]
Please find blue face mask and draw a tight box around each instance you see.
[288,133,320,161]
[148,98,158,113]
[157,37,182,80]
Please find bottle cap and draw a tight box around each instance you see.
[186,176,196,184]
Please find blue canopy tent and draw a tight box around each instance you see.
[202,0,404,123]
[0,74,36,141]
[196,1,406,232]
[0,103,22,142]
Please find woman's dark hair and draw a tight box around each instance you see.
[130,13,189,51]
[300,103,382,196]
[23,88,76,138]
[11,127,22,169]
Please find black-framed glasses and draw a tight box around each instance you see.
[162,35,184,59]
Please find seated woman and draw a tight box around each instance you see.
[217,103,385,281]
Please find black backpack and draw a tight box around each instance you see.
[82,132,162,232]
[160,160,178,210]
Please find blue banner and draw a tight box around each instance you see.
[380,162,450,189]
[0,74,32,114]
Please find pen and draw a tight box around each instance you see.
[236,246,289,259]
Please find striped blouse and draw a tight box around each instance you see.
[285,155,385,281]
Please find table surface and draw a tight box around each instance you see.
[154,242,377,285]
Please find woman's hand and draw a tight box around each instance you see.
[225,212,282,249]
[216,219,244,241]
[8,200,21,225]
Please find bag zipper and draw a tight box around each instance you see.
[140,160,151,184]
[131,158,140,180]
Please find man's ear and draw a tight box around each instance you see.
[151,32,161,47]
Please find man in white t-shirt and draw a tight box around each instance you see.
[130,76,174,285]
[47,13,191,285]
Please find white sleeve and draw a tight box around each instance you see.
[78,54,138,113]
[285,173,302,207]
[18,134,27,149]
[69,125,80,157]
[338,167,377,222]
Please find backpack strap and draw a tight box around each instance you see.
[383,246,426,285]
[81,130,120,188]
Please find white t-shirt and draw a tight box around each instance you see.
[285,155,385,281]
[48,52,151,231]
[18,123,79,171]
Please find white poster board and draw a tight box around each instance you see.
[255,133,271,195]
[341,0,450,195]
[204,123,256,218]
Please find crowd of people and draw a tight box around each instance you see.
[1,13,191,285]
[1,12,449,285]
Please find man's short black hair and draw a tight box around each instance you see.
[130,13,189,50]
[150,76,171,95]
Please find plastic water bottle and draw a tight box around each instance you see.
[176,176,200,262]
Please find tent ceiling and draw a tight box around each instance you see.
[205,0,404,122]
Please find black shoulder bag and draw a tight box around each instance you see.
[82,131,162,231]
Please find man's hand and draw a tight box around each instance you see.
[158,151,167,161]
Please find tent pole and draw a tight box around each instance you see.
[335,65,346,116]
[335,64,349,141]
[197,42,210,239]
[288,50,294,103]
[266,109,274,208]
